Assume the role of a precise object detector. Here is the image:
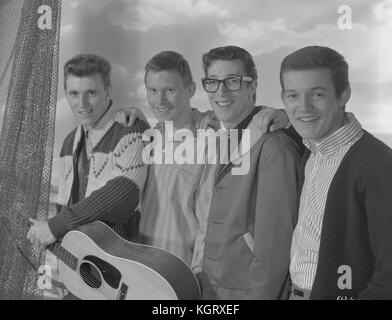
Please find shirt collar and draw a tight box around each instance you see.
[74,100,119,152]
[154,109,198,144]
[219,106,261,134]
[303,112,362,156]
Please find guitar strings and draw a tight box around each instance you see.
[79,266,102,288]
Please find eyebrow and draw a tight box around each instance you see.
[311,86,327,91]
[284,86,327,92]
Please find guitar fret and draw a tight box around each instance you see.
[48,243,78,271]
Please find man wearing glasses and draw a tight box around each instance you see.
[115,51,290,270]
[191,46,303,299]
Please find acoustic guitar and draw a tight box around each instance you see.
[0,200,201,300]
[47,221,201,300]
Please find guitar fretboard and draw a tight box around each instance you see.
[47,243,78,271]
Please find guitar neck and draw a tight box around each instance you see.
[47,242,78,271]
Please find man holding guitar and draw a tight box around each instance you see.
[26,52,289,300]
[27,54,149,298]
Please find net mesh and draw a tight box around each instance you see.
[0,0,61,299]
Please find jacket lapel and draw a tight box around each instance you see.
[216,107,262,182]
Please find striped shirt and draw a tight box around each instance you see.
[290,113,363,290]
[138,109,206,266]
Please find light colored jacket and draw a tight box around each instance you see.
[196,120,302,299]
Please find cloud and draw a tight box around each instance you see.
[55,0,392,142]
[219,14,392,83]
[111,63,129,77]
[69,0,113,12]
[105,0,230,31]
[135,83,146,100]
[65,0,230,32]
[357,103,392,133]
[371,0,392,82]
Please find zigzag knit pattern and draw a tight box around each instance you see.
[49,117,149,239]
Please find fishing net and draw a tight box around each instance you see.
[0,0,61,299]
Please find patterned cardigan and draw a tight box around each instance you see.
[48,103,149,239]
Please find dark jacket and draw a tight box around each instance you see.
[308,131,392,300]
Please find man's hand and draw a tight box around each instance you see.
[114,107,148,127]
[252,107,290,134]
[27,218,56,250]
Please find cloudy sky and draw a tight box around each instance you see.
[54,0,392,154]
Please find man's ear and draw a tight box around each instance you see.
[250,79,257,94]
[339,85,351,108]
[247,80,257,101]
[106,86,112,103]
[188,81,196,98]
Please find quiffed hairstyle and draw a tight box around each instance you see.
[63,54,112,89]
[280,46,349,97]
[202,45,258,81]
[144,51,193,86]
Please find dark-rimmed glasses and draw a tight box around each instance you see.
[201,75,253,93]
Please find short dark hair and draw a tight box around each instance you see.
[64,54,111,89]
[144,51,193,86]
[202,45,258,81]
[280,46,349,97]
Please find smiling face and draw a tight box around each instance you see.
[145,70,195,125]
[65,73,110,129]
[205,59,256,129]
[281,68,350,143]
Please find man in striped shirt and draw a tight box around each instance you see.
[136,51,209,266]
[281,46,392,299]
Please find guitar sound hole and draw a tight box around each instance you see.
[79,262,102,289]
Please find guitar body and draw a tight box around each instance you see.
[57,221,200,300]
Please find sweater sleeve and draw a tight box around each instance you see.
[245,132,302,299]
[48,121,148,239]
[358,157,392,300]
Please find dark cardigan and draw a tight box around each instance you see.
[304,131,392,300]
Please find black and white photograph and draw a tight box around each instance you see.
[0,0,391,306]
